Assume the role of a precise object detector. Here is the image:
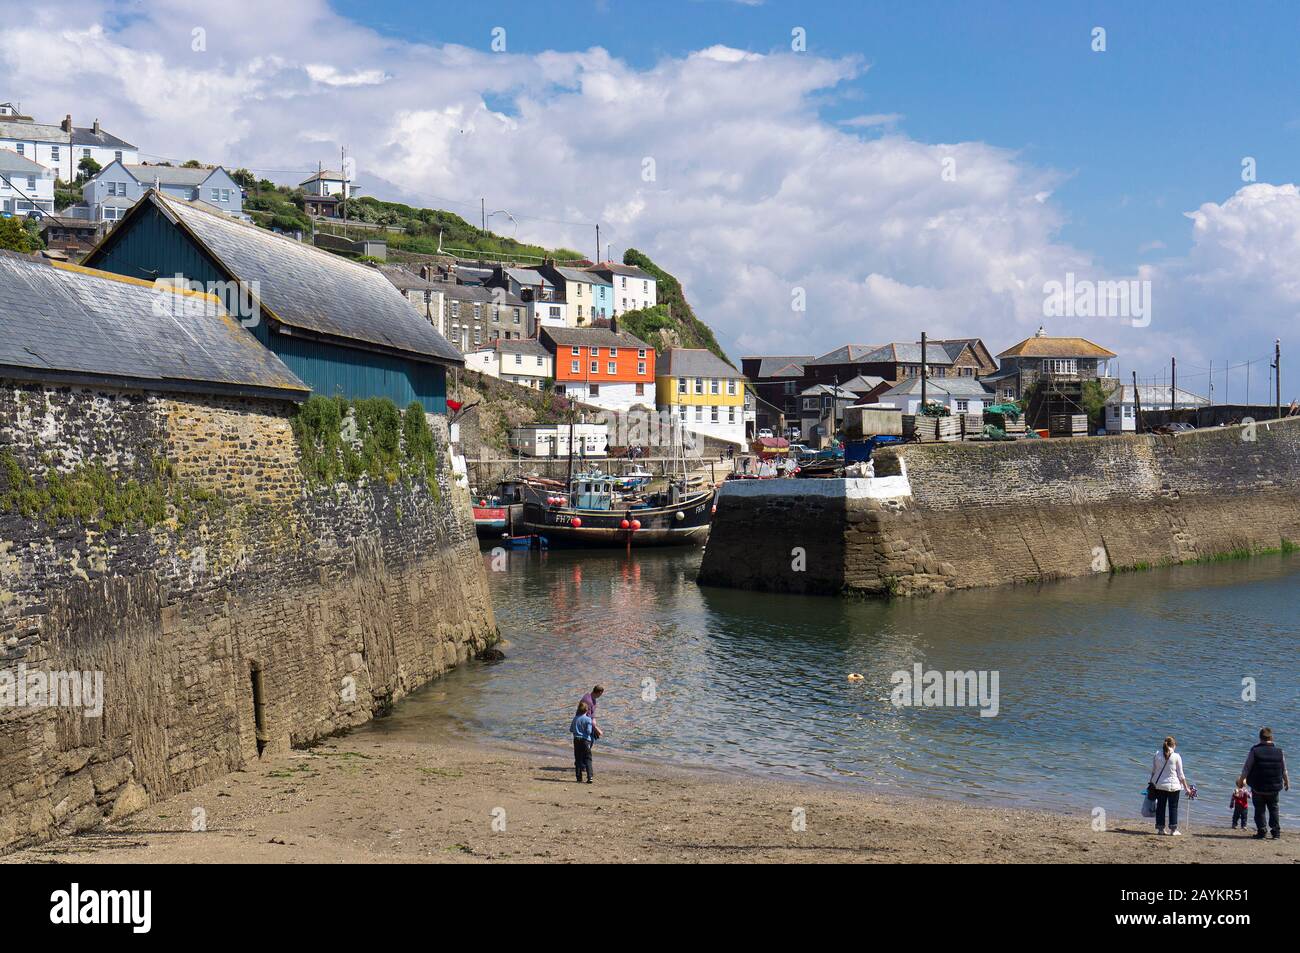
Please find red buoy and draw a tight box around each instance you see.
[630,519,641,531]
[620,519,630,529]
[571,517,582,528]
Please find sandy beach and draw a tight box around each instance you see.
[5,735,1295,864]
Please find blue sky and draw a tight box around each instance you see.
[336,0,1300,276]
[5,0,1297,392]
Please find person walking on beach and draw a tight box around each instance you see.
[580,685,605,739]
[1149,735,1192,835]
[571,700,596,784]
[1238,727,1289,839]
[1230,781,1250,830]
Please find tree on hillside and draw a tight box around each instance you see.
[230,168,257,190]
[0,217,42,253]
[181,159,204,168]
[76,156,101,181]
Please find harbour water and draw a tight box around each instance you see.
[364,546,1300,820]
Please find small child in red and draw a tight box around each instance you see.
[1230,782,1250,829]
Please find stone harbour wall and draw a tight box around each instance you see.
[698,417,1300,597]
[0,381,496,851]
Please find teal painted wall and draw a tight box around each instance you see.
[89,205,446,412]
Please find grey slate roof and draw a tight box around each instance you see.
[587,262,655,281]
[71,126,136,150]
[495,338,551,359]
[748,355,813,378]
[841,374,887,393]
[124,164,219,187]
[0,120,68,143]
[133,193,462,365]
[881,376,992,398]
[0,149,52,174]
[433,280,525,307]
[506,267,554,288]
[658,348,740,378]
[0,251,307,398]
[540,326,651,350]
[807,344,881,365]
[862,343,955,365]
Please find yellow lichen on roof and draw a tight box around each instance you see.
[997,336,1117,359]
[49,259,223,306]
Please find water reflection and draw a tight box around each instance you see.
[363,546,1300,818]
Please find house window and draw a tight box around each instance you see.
[211,188,220,201]
[638,349,646,359]
[51,146,59,162]
[591,346,600,358]
[26,176,35,190]
[473,328,481,345]
[577,305,583,319]
[571,346,580,356]
[609,347,618,357]
[643,280,648,292]
[514,309,521,324]
[711,406,719,423]
[728,407,735,424]
[549,306,560,319]
[589,384,600,397]
[591,361,599,374]
[695,406,703,422]
[15,144,22,156]
[804,398,818,411]
[450,301,460,318]
[536,356,544,366]
[607,362,616,374]
[635,383,645,396]
[220,189,231,203]
[1045,358,1078,375]
[115,151,123,162]
[473,303,481,319]
[694,377,703,394]
[727,380,736,395]
[956,400,969,413]
[677,377,687,395]
[571,360,579,373]
[82,148,91,158]
[710,379,719,394]
[637,362,646,375]
[621,277,627,287]
[514,354,523,366]
[679,405,688,420]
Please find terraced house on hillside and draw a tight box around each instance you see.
[656,347,746,447]
[541,324,655,412]
[82,190,463,411]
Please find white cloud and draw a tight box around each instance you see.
[0,0,1292,388]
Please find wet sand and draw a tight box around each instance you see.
[5,736,1295,864]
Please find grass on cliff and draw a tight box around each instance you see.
[617,249,730,364]
[291,395,441,496]
[0,452,223,532]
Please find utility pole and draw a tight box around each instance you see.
[1247,361,1251,407]
[481,198,486,232]
[1133,370,1143,434]
[1275,338,1282,421]
[595,224,600,265]
[1170,357,1176,414]
[1209,360,1214,406]
[920,331,928,414]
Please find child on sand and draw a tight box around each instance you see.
[571,701,596,784]
[1231,782,1250,829]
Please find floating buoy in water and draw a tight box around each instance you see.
[620,519,630,529]
[630,519,641,531]
[847,673,864,682]
[675,510,685,521]
[570,517,582,528]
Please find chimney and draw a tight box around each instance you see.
[61,114,72,133]
[419,264,431,280]
[610,316,618,334]
[93,118,101,135]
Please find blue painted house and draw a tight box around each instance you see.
[83,190,462,412]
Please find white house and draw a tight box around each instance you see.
[509,422,608,458]
[300,169,352,199]
[80,162,244,223]
[1104,384,1210,433]
[0,110,138,182]
[876,376,992,416]
[0,148,55,216]
[465,339,554,389]
[586,262,657,315]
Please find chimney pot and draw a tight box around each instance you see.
[62,114,72,133]
[93,118,101,134]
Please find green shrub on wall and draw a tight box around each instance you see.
[291,395,440,497]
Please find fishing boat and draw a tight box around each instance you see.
[517,475,714,547]
[612,462,655,491]
[471,476,559,538]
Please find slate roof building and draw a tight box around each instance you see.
[0,251,307,401]
[875,374,993,416]
[83,190,461,412]
[540,324,655,411]
[656,347,745,446]
[741,354,814,433]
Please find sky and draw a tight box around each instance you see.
[1,0,1297,401]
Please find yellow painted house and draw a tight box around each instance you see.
[655,347,746,446]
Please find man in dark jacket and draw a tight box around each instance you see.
[1238,727,1290,839]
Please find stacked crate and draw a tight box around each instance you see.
[1049,414,1089,437]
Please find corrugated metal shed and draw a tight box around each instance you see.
[0,252,308,399]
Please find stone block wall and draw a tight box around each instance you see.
[0,381,496,851]
[698,418,1300,597]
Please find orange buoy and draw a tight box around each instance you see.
[620,519,630,529]
[630,519,641,531]
[571,517,582,528]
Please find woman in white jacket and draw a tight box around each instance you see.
[1150,735,1192,835]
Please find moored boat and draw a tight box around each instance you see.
[517,474,714,547]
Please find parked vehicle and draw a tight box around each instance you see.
[757,428,774,439]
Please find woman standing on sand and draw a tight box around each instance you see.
[1150,736,1192,835]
